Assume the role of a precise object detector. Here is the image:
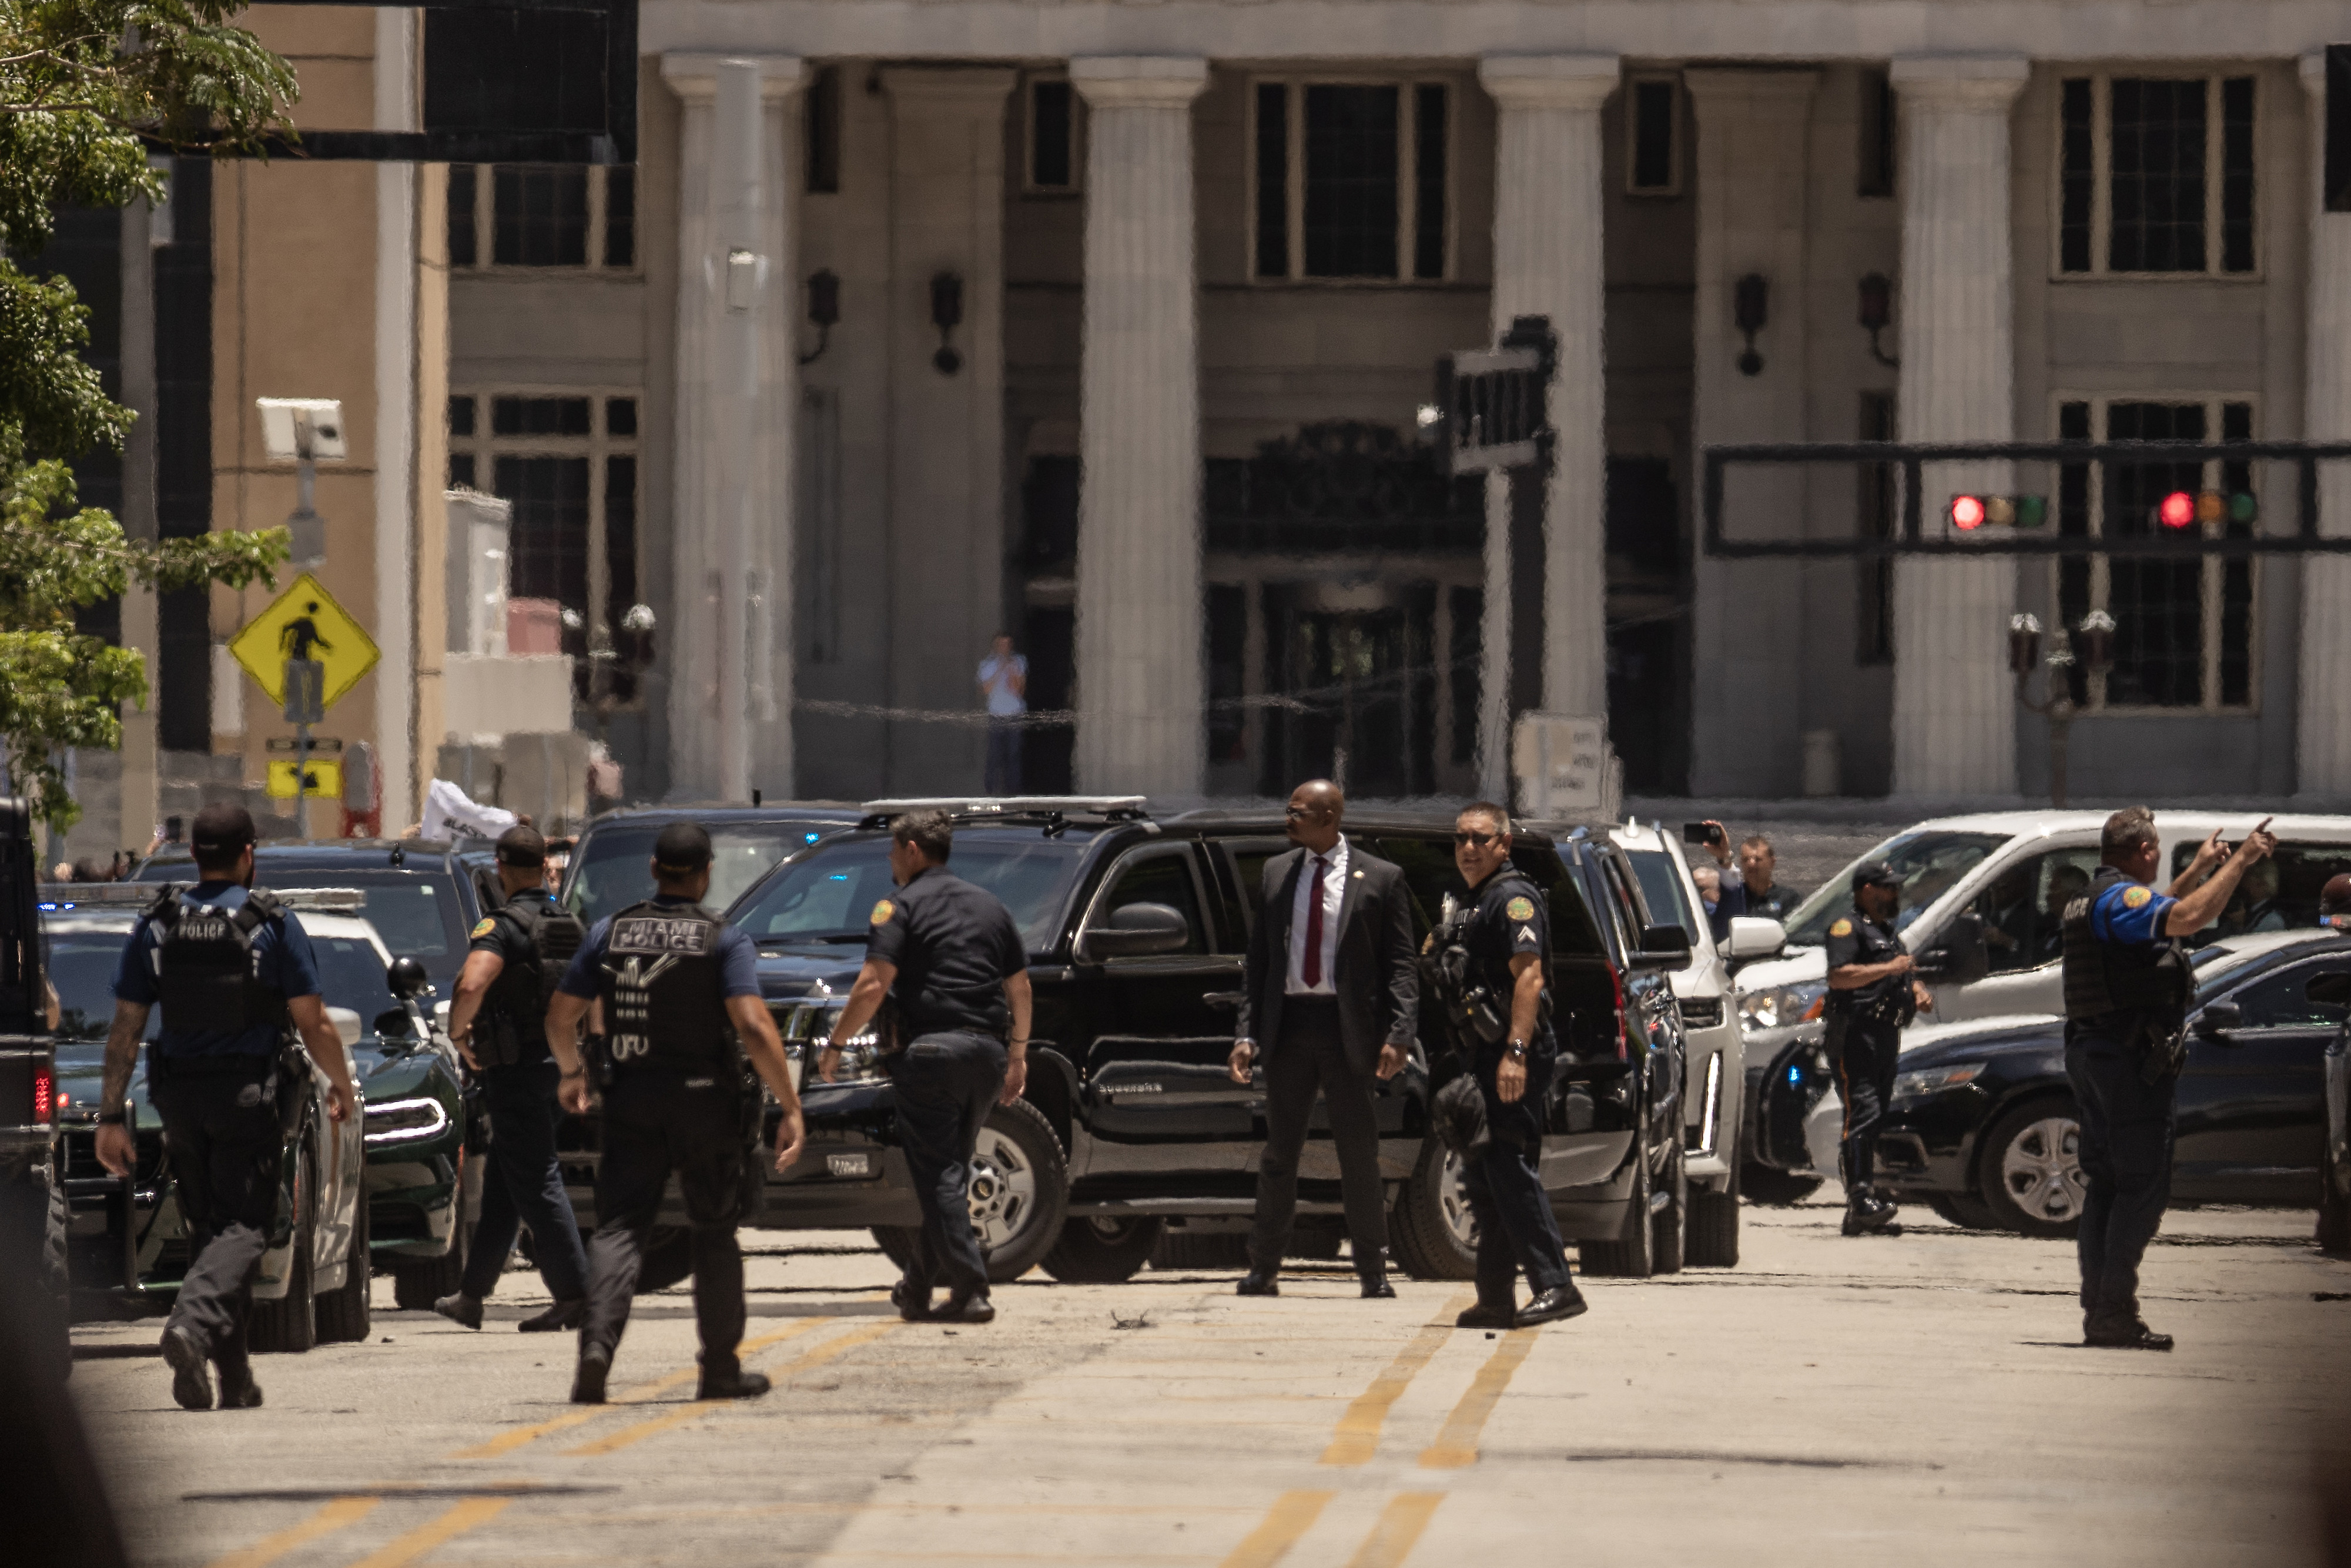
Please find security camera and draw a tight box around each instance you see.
[256,398,347,462]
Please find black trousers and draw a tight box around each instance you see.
[581,1070,751,1373]
[149,1055,282,1378]
[1829,1013,1901,1197]
[887,1031,1007,1300]
[1459,1043,1570,1307]
[2066,1027,2176,1328]
[1249,999,1388,1275]
[462,1058,590,1302]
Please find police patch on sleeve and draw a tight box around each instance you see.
[1828,917,1853,937]
[470,917,497,939]
[2122,885,2154,909]
[1505,896,1535,921]
[869,899,896,926]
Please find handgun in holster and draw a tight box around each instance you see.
[582,1030,614,1090]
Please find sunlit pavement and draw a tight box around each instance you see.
[70,1198,2351,1568]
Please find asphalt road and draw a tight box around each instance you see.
[70,1198,2351,1567]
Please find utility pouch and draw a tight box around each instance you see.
[583,1031,615,1090]
[2137,1018,2189,1087]
[1465,987,1510,1046]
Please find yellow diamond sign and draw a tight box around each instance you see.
[228,574,380,713]
[266,758,343,799]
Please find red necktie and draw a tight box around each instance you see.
[1302,856,1328,989]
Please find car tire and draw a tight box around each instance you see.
[870,1097,1068,1286]
[1039,1217,1165,1284]
[2318,1137,2351,1257]
[1925,1191,2002,1230]
[1389,1138,1479,1281]
[1686,1161,1741,1268]
[315,1188,371,1344]
[1580,1141,1657,1279]
[1651,1143,1687,1274]
[1147,1231,1252,1271]
[248,1136,319,1355]
[1976,1097,2087,1239]
[1739,1163,1823,1207]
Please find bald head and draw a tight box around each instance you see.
[1284,778,1345,853]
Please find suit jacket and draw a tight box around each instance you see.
[1236,840,1419,1077]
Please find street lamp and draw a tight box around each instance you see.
[2011,609,2115,808]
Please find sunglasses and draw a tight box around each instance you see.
[1452,830,1500,847]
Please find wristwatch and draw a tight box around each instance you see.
[1506,1040,1529,1060]
[97,1108,128,1125]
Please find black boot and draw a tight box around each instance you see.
[1515,1285,1590,1327]
[698,1365,772,1399]
[1235,1269,1279,1297]
[2085,1316,2174,1351]
[517,1298,584,1333]
[571,1345,611,1405]
[1841,1192,1899,1236]
[1455,1301,1515,1330]
[216,1365,264,1409]
[891,1279,932,1323]
[160,1324,213,1411]
[433,1291,484,1329]
[1359,1270,1396,1299]
[935,1293,996,1325]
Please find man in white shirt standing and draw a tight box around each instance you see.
[976,634,1027,795]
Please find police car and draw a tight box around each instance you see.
[1734,811,2351,1203]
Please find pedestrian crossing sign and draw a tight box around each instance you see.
[229,573,379,713]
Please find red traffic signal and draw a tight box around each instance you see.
[1947,494,2045,531]
[2158,491,2196,529]
[1950,495,1987,531]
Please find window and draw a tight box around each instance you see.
[1207,584,1247,763]
[1857,68,1895,197]
[2171,839,2351,941]
[806,65,841,195]
[2054,397,2256,712]
[1969,846,2101,974]
[2055,74,2257,276]
[1856,391,1897,665]
[1626,75,1681,196]
[446,164,637,272]
[1094,852,1207,956]
[448,390,644,703]
[2228,961,2351,1030]
[1025,75,1079,193]
[1252,79,1450,282]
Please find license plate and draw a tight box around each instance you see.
[826,1151,873,1178]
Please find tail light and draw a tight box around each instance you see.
[1607,963,1630,1061]
[32,1064,54,1124]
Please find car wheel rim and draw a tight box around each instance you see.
[966,1127,1037,1253]
[2000,1116,2085,1223]
[1438,1150,1480,1253]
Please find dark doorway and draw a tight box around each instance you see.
[1021,605,1074,794]
[1260,588,1437,798]
[1605,457,1690,793]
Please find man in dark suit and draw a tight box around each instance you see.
[1226,779,1418,1299]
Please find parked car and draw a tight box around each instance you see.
[559,803,866,927]
[2317,965,2351,1254]
[1736,812,2351,1202]
[42,886,465,1346]
[1609,819,1783,1266]
[1869,929,2351,1235]
[558,798,1695,1285]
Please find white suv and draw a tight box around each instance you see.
[1611,820,1786,1266]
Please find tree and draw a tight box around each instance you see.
[1,0,302,830]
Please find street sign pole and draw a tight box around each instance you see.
[283,657,326,837]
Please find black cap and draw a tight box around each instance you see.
[652,821,713,872]
[189,802,257,857]
[496,825,547,867]
[1851,859,1901,893]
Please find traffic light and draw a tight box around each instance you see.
[2154,489,2258,530]
[1947,494,2047,531]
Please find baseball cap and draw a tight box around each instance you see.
[189,802,258,857]
[496,825,547,867]
[652,821,714,872]
[1851,859,1901,893]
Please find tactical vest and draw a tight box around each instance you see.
[597,900,736,1071]
[146,886,292,1034]
[2062,865,2189,1025]
[1431,872,1548,1048]
[482,890,585,1064]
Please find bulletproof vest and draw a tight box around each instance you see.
[1824,912,1905,1018]
[483,891,585,1060]
[2062,865,2189,1025]
[1431,872,1547,1047]
[597,900,735,1071]
[146,886,292,1033]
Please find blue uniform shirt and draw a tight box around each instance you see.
[2089,879,2176,947]
[114,882,323,1058]
[557,894,761,1000]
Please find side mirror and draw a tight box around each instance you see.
[1079,902,1190,963]
[1631,923,1692,969]
[373,1007,415,1039]
[2194,1000,2243,1040]
[1919,912,1990,986]
[386,956,433,999]
[1726,916,1786,960]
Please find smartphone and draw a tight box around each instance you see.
[163,815,184,843]
[1682,823,1723,847]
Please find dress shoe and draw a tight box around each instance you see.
[1235,1270,1280,1298]
[216,1368,264,1409]
[160,1325,213,1411]
[517,1298,584,1333]
[698,1367,772,1400]
[571,1346,612,1405]
[433,1291,484,1329]
[891,1279,932,1323]
[1516,1286,1590,1328]
[2085,1317,2174,1352]
[1455,1301,1515,1330]
[1840,1194,1900,1236]
[1359,1272,1397,1299]
[935,1293,996,1325]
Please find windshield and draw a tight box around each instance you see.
[567,821,834,927]
[282,872,460,958]
[310,933,399,1021]
[730,832,1088,950]
[1780,830,2012,947]
[1627,850,1702,946]
[45,926,397,1038]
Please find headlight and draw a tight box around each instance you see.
[1737,981,1827,1032]
[363,1096,451,1145]
[1893,1063,1984,1100]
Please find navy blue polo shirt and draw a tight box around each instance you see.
[113,882,323,1058]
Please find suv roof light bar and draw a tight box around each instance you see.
[856,796,1152,830]
[36,885,370,912]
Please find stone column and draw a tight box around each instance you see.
[1684,68,1820,797]
[372,5,418,829]
[661,53,804,802]
[1478,56,1617,797]
[1070,56,1210,798]
[2300,52,2351,803]
[1887,56,2029,802]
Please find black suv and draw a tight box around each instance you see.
[610,799,1693,1284]
[560,804,867,928]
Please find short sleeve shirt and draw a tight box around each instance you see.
[2089,880,2175,947]
[1823,907,1904,1017]
[556,895,761,1000]
[470,889,556,1061]
[1462,863,1552,1046]
[115,882,323,1058]
[866,866,1027,1036]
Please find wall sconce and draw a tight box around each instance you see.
[799,269,840,366]
[1733,273,1767,376]
[930,272,963,375]
[1858,272,1899,368]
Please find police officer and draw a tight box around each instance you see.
[818,808,1030,1326]
[2064,807,2273,1351]
[545,822,806,1404]
[93,803,359,1410]
[1436,803,1583,1329]
[1823,860,1932,1237]
[434,825,591,1332]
